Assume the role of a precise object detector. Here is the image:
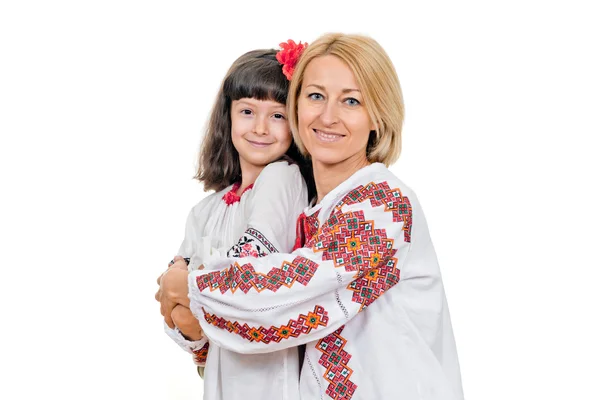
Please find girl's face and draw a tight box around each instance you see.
[230,97,292,172]
[297,55,375,167]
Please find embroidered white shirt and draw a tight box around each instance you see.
[189,163,464,400]
[165,160,308,400]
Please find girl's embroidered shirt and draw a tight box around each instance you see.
[166,160,308,400]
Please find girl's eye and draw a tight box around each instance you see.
[241,109,253,115]
[273,113,286,120]
[344,97,360,106]
[308,93,324,101]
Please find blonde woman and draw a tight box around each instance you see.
[158,33,464,400]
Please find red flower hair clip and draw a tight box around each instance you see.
[276,39,308,80]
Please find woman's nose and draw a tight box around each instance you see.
[319,100,339,126]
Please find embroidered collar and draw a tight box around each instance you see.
[303,163,386,216]
[222,182,253,205]
[292,210,321,251]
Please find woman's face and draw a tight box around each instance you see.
[297,55,374,167]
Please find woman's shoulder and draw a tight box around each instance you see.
[337,163,417,207]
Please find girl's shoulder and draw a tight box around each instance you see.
[189,184,235,217]
[255,160,303,185]
[250,160,308,204]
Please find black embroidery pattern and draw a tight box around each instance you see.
[226,228,277,258]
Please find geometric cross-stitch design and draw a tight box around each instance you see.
[307,183,407,310]
[312,210,395,274]
[302,211,321,248]
[347,256,400,311]
[292,210,321,251]
[227,227,278,258]
[195,256,318,294]
[316,326,357,400]
[192,342,210,365]
[340,181,413,243]
[202,305,329,344]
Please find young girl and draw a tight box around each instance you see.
[163,44,312,400]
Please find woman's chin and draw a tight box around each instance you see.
[310,151,345,166]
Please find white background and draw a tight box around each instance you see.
[1,1,599,399]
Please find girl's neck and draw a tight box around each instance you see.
[313,154,371,204]
[237,159,265,195]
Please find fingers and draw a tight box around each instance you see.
[165,310,175,329]
[198,264,205,270]
[168,256,183,269]
[171,306,186,330]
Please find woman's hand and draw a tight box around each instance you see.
[171,305,203,341]
[155,267,190,328]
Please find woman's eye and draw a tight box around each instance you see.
[308,93,324,101]
[344,97,360,106]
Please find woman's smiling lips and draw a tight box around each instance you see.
[314,128,345,143]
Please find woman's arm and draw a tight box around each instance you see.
[185,180,414,354]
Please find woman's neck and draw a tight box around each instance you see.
[313,154,371,204]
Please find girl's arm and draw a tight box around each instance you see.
[165,162,308,363]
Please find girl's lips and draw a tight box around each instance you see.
[314,129,345,143]
[246,140,273,148]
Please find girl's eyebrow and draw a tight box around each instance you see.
[234,100,254,107]
[234,100,286,111]
[305,84,360,94]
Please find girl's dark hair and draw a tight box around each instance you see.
[195,49,315,201]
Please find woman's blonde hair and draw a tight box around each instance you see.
[288,33,405,166]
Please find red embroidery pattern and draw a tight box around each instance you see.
[309,181,412,310]
[292,210,321,251]
[348,256,400,311]
[203,305,328,344]
[313,210,394,272]
[317,326,357,400]
[341,182,413,243]
[192,342,209,365]
[195,256,318,294]
[222,183,254,206]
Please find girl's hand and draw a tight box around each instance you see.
[170,256,189,271]
[171,305,203,341]
[156,256,188,297]
[155,267,190,328]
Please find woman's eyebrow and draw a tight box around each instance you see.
[305,84,360,93]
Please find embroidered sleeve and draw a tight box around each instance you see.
[166,163,307,363]
[164,324,209,367]
[189,181,413,354]
[226,228,276,258]
[225,161,308,259]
